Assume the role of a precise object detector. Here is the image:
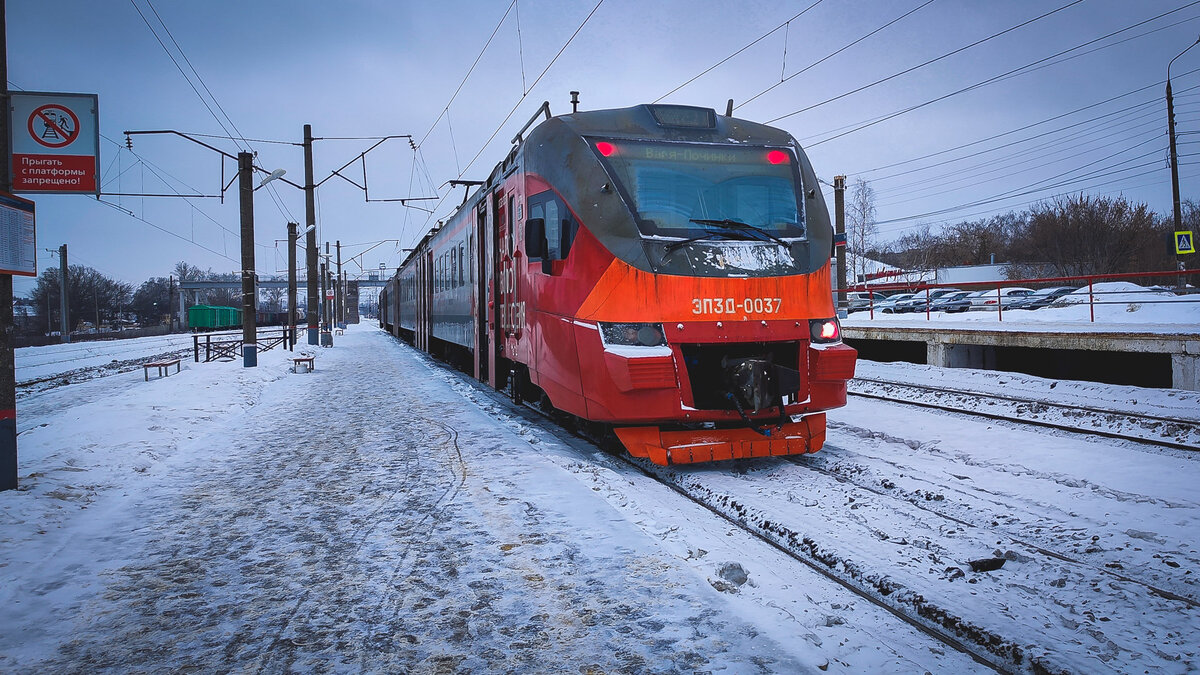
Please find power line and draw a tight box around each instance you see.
[871,105,1164,199]
[653,0,826,104]
[416,0,605,241]
[95,199,239,264]
[735,0,937,111]
[804,3,1200,147]
[849,70,1200,180]
[766,0,1086,124]
[417,0,519,148]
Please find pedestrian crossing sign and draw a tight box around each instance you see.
[1177,230,1196,255]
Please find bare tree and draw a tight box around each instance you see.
[1020,195,1156,276]
[846,177,877,284]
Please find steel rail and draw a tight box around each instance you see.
[848,378,1199,452]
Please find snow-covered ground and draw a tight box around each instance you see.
[1,325,1197,673]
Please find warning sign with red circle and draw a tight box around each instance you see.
[28,104,82,149]
[9,92,99,194]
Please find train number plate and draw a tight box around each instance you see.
[691,297,782,315]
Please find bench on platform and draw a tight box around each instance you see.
[334,328,344,336]
[293,356,316,373]
[144,358,182,381]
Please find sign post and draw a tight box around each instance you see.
[8,92,99,194]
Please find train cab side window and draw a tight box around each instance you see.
[526,191,576,265]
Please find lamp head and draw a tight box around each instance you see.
[259,168,287,188]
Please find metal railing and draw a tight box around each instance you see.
[192,326,296,363]
[839,269,1199,322]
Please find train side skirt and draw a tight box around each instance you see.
[614,414,827,465]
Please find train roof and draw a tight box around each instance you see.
[395,103,804,271]
[544,103,797,147]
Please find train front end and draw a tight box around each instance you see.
[521,104,856,465]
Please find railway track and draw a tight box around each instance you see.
[849,376,1200,451]
[485,392,1022,672]
[414,343,1197,674]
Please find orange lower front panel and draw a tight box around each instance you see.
[614,414,827,465]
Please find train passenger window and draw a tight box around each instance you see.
[450,250,457,289]
[458,244,465,287]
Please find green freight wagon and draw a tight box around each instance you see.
[188,305,242,331]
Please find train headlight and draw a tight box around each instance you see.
[599,322,667,347]
[809,318,841,344]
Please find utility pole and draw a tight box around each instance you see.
[287,221,297,350]
[1168,38,1199,288]
[834,176,847,316]
[0,0,15,490]
[304,124,319,346]
[319,258,330,346]
[324,242,330,332]
[335,240,343,326]
[238,152,257,367]
[167,275,175,331]
[58,244,68,342]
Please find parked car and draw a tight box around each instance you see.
[845,291,874,313]
[897,288,962,313]
[930,290,975,313]
[1011,286,1076,310]
[875,292,918,313]
[967,287,1036,309]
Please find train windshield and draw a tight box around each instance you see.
[593,139,805,241]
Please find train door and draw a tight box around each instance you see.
[497,193,521,343]
[475,201,490,383]
[416,251,433,352]
[492,189,511,386]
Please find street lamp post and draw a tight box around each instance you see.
[239,152,257,367]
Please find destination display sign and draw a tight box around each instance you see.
[9,92,100,194]
[0,193,37,277]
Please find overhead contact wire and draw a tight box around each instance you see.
[766,0,1087,124]
[654,0,825,104]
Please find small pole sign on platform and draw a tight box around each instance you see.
[0,192,36,277]
[8,92,99,194]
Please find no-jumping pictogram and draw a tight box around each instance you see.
[27,104,80,149]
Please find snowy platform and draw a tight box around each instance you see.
[2,325,994,673]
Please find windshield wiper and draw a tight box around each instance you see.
[662,229,745,254]
[687,218,790,249]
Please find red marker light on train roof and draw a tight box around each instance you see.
[767,150,789,165]
[595,141,616,157]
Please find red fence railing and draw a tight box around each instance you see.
[838,269,1199,322]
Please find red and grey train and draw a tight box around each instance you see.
[380,103,856,465]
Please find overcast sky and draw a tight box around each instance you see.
[7,0,1199,296]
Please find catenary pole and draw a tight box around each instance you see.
[834,176,847,314]
[304,125,319,346]
[287,221,297,350]
[239,152,257,367]
[335,240,343,326]
[58,244,68,342]
[0,0,15,491]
